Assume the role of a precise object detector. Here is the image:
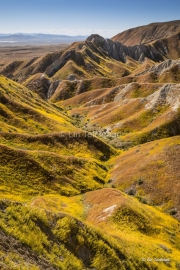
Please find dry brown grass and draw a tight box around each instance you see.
[84,188,127,224]
[112,20,180,46]
[110,136,180,216]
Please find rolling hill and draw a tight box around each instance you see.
[112,20,180,46]
[0,20,180,270]
[0,32,166,83]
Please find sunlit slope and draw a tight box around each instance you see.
[0,201,129,270]
[58,82,180,147]
[0,131,116,197]
[110,136,180,216]
[0,75,78,133]
[112,20,180,46]
[5,187,179,270]
[0,75,117,197]
[0,27,179,270]
[2,31,176,90]
[0,39,133,83]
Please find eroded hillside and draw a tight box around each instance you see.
[0,20,180,270]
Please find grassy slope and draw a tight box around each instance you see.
[0,75,77,134]
[0,131,116,197]
[0,75,116,197]
[0,74,180,269]
[0,201,128,270]
[110,136,180,215]
[1,187,179,270]
[58,82,180,149]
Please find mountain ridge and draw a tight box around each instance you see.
[112,20,180,46]
[0,20,180,270]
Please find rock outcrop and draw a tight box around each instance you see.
[136,59,180,76]
[87,34,164,62]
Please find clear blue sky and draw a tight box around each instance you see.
[1,0,180,37]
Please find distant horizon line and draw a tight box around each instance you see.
[1,19,179,38]
[0,33,89,37]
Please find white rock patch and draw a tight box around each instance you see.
[97,204,117,221]
[103,204,117,214]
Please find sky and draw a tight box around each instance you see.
[1,0,180,37]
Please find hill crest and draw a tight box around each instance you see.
[112,20,180,46]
